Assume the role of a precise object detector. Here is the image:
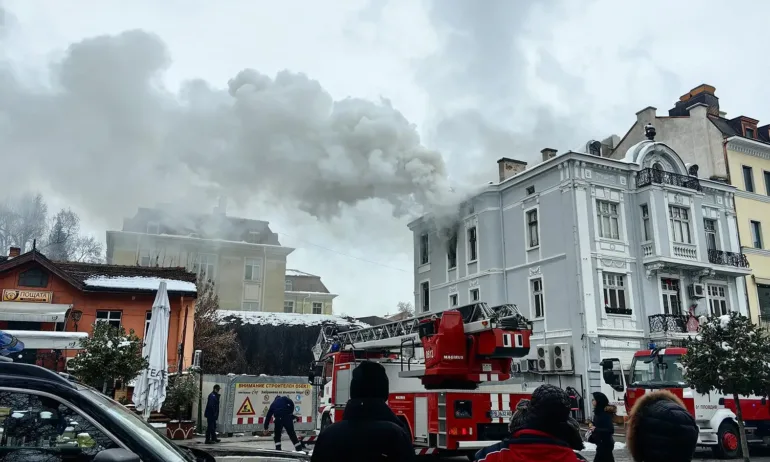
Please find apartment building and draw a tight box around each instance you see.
[610,84,770,325]
[408,139,749,400]
[106,201,294,312]
[283,269,336,315]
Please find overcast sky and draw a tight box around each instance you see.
[3,0,770,317]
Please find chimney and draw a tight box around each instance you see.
[541,148,557,162]
[497,157,527,182]
[669,84,719,117]
[8,247,20,258]
[636,106,657,126]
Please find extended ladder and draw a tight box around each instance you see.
[312,303,530,360]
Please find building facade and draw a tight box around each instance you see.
[408,142,750,401]
[106,202,294,312]
[283,269,336,315]
[609,84,770,326]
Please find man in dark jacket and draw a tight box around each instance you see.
[204,385,221,444]
[626,390,698,462]
[264,395,306,452]
[311,360,414,462]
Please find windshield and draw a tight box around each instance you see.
[629,354,686,388]
[79,387,195,462]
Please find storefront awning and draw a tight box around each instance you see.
[3,330,88,349]
[0,302,70,323]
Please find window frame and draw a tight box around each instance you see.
[668,205,692,244]
[596,200,621,240]
[242,301,260,311]
[467,227,478,262]
[17,268,49,288]
[764,170,770,196]
[420,280,430,313]
[447,233,458,270]
[144,311,152,338]
[641,204,651,242]
[312,302,323,315]
[469,288,480,303]
[602,272,630,315]
[751,220,763,249]
[194,253,217,280]
[283,300,295,313]
[745,127,755,139]
[449,293,458,307]
[419,233,430,265]
[285,279,293,291]
[660,278,682,315]
[244,257,262,281]
[707,284,729,316]
[530,278,545,319]
[743,165,755,193]
[704,218,718,251]
[95,310,122,329]
[525,208,540,249]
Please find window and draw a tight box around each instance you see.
[194,254,217,280]
[708,285,729,316]
[242,302,260,311]
[765,171,770,196]
[668,206,692,244]
[285,279,293,291]
[526,185,535,195]
[596,201,620,239]
[144,311,152,338]
[421,281,430,312]
[140,255,151,267]
[743,166,755,192]
[0,390,119,460]
[312,302,323,314]
[95,311,122,329]
[745,127,755,139]
[447,233,458,269]
[18,268,48,288]
[246,231,260,244]
[283,301,294,313]
[751,221,763,248]
[531,278,544,318]
[419,233,430,265]
[704,219,718,251]
[470,288,480,302]
[661,279,681,315]
[244,258,261,281]
[652,162,663,171]
[602,273,628,314]
[526,209,539,248]
[146,221,159,234]
[467,227,478,261]
[450,294,458,307]
[641,205,651,241]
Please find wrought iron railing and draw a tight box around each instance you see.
[636,168,702,192]
[708,249,750,268]
[648,314,688,334]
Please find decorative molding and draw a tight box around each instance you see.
[465,216,479,228]
[645,262,666,279]
[469,279,480,288]
[505,253,567,272]
[448,284,458,294]
[430,269,501,290]
[734,189,770,204]
[599,337,644,349]
[726,138,770,161]
[600,258,626,270]
[743,246,770,257]
[619,176,627,186]
[529,266,542,276]
[584,169,592,179]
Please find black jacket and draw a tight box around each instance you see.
[590,406,616,447]
[204,392,219,420]
[265,396,295,427]
[311,398,414,462]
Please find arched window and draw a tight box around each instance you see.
[652,162,663,171]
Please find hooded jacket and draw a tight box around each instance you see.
[475,429,585,462]
[590,392,616,446]
[626,390,699,462]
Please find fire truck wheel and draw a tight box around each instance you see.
[321,414,332,432]
[713,421,741,459]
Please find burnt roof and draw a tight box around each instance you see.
[356,316,391,326]
[285,272,330,293]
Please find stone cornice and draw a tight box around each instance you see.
[734,189,770,204]
[726,137,770,161]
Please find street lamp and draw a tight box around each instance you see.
[71,310,83,332]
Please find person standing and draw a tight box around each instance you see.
[204,385,221,444]
[264,395,306,452]
[588,392,616,462]
[311,360,414,462]
[625,390,698,462]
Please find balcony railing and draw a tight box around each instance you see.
[648,314,689,334]
[708,249,750,268]
[636,168,702,192]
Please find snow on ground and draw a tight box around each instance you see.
[83,276,197,293]
[218,310,370,328]
[580,442,626,452]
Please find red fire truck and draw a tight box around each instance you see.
[302,303,534,458]
[601,345,770,459]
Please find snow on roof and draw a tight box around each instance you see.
[83,276,197,293]
[218,310,370,328]
[285,269,318,277]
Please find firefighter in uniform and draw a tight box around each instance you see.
[263,395,306,452]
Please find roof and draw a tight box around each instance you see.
[219,311,368,328]
[285,269,330,293]
[355,316,391,326]
[285,269,318,277]
[0,250,197,296]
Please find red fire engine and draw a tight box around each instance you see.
[302,302,534,458]
[602,345,770,459]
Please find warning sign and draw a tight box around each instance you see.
[237,397,255,416]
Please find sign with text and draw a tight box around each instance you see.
[2,289,53,303]
[231,382,312,425]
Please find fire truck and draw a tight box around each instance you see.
[601,345,770,459]
[302,302,534,458]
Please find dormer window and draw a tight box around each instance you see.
[745,127,755,139]
[246,231,260,244]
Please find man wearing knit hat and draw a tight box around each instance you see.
[626,390,699,462]
[311,360,414,461]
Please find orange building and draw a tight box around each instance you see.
[0,247,197,375]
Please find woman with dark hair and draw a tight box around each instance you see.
[589,392,616,462]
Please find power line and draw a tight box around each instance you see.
[275,231,410,273]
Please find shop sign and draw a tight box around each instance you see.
[2,289,53,303]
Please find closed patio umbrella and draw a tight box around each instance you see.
[133,281,171,421]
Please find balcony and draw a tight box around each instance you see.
[636,168,702,192]
[649,313,689,334]
[708,249,750,268]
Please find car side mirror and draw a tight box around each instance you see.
[93,448,141,462]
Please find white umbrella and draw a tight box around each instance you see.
[133,281,171,421]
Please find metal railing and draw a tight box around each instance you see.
[707,249,750,268]
[648,314,689,334]
[636,168,702,192]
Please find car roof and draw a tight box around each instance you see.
[0,362,78,389]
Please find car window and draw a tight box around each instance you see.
[0,390,119,461]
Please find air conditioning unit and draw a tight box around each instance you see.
[552,343,573,371]
[536,344,553,372]
[511,359,530,374]
[688,283,705,299]
[65,357,76,372]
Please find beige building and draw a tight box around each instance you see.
[283,269,336,315]
[106,202,294,312]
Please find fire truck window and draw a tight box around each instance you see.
[454,400,472,419]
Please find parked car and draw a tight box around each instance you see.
[0,360,214,462]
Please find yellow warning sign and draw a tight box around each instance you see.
[237,397,255,416]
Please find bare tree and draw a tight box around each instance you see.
[0,193,48,252]
[193,278,245,374]
[397,301,414,317]
[43,208,103,262]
